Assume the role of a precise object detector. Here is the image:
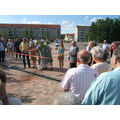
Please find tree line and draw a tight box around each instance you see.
[85,17,120,43]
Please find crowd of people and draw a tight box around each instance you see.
[0,37,54,70]
[0,36,120,105]
[56,40,120,105]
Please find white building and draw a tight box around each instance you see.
[75,26,89,42]
[64,33,74,42]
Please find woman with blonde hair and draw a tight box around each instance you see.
[58,41,65,70]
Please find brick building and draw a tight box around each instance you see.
[0,23,61,41]
[75,26,89,42]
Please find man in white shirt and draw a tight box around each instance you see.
[61,50,99,102]
[102,40,109,61]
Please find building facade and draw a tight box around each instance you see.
[64,33,74,42]
[0,24,61,41]
[75,26,89,42]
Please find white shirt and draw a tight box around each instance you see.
[7,42,14,48]
[91,62,111,74]
[103,44,109,51]
[61,64,99,101]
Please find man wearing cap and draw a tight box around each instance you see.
[29,39,51,70]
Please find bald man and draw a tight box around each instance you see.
[61,50,99,102]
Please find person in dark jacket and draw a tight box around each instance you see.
[14,38,21,59]
[0,37,5,63]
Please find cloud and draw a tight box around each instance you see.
[85,16,89,21]
[22,17,41,24]
[27,21,41,24]
[61,22,75,34]
[47,22,53,24]
[22,17,27,23]
[90,17,103,23]
[22,18,53,25]
[62,20,69,25]
[22,18,75,33]
[61,20,76,33]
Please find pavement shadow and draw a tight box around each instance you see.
[52,67,68,73]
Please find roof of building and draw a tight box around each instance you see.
[0,23,61,29]
[76,26,89,29]
[66,33,74,37]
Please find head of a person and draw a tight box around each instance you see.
[16,38,19,41]
[40,39,44,47]
[52,92,80,105]
[22,38,27,43]
[60,39,63,43]
[90,46,104,62]
[104,40,107,44]
[112,48,120,69]
[88,41,94,48]
[71,41,76,47]
[111,41,118,50]
[77,50,91,65]
[45,39,49,44]
[30,38,32,41]
[8,39,11,42]
[59,41,64,48]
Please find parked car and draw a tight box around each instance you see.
[55,39,60,49]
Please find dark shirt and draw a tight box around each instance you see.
[14,41,21,50]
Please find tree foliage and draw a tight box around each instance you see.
[43,30,49,39]
[85,17,120,43]
[24,29,29,38]
[1,30,6,38]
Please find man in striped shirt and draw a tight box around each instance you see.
[61,50,99,102]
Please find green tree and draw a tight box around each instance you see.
[60,34,65,39]
[14,33,18,39]
[1,30,6,39]
[43,30,49,39]
[85,17,120,43]
[24,29,29,38]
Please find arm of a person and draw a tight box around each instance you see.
[61,69,73,92]
[57,48,59,55]
[19,44,22,51]
[29,46,38,52]
[63,47,65,54]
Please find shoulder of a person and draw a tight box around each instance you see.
[66,68,77,75]
[99,70,113,79]
[90,64,97,69]
[89,66,99,75]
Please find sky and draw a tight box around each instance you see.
[0,15,119,34]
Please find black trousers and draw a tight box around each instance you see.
[0,51,5,62]
[70,63,77,68]
[15,49,21,59]
[22,52,31,68]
